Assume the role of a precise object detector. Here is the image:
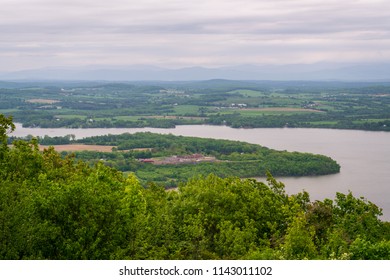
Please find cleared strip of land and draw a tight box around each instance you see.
[240,107,323,112]
[141,115,207,120]
[26,99,60,104]
[39,144,115,152]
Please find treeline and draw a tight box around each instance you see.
[14,111,390,131]
[0,115,389,260]
[207,113,390,131]
[19,117,183,129]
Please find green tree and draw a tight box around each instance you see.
[282,213,318,259]
[1,114,390,260]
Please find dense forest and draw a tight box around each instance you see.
[31,132,340,187]
[1,114,389,260]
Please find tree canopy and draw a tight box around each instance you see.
[0,114,389,260]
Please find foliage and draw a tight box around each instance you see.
[0,114,389,260]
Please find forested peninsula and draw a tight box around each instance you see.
[31,132,341,186]
[1,114,389,260]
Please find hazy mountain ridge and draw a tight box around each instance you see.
[1,63,389,81]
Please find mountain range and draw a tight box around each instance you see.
[0,63,389,81]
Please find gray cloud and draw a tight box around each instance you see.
[1,0,390,71]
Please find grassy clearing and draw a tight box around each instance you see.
[243,107,324,112]
[308,121,338,125]
[315,102,343,112]
[353,119,389,124]
[173,105,201,115]
[113,116,144,121]
[26,99,60,104]
[141,115,206,120]
[39,144,116,152]
[217,107,324,117]
[54,114,86,119]
[228,89,266,97]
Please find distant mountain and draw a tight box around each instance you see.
[0,63,389,81]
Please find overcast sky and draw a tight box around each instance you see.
[1,0,390,72]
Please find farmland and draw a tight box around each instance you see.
[0,80,389,131]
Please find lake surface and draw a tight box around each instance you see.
[11,123,390,220]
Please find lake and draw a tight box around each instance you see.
[11,123,390,220]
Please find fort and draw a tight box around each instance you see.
[140,154,216,165]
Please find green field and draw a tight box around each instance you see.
[173,105,201,115]
[0,80,389,131]
[228,89,267,97]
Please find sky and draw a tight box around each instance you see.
[1,0,390,72]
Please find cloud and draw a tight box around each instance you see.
[1,0,390,71]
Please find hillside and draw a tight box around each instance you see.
[1,114,389,260]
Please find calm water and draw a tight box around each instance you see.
[11,123,390,220]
